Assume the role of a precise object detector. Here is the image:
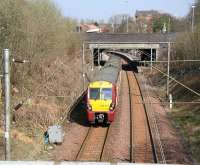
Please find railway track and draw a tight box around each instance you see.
[126,70,161,163]
[137,73,166,163]
[55,68,166,163]
[75,126,109,161]
[127,69,167,163]
[74,70,165,163]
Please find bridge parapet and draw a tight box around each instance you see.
[84,33,176,43]
[0,162,182,165]
[84,33,176,65]
[89,43,160,49]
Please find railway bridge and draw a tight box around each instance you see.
[83,33,176,65]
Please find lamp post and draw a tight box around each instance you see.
[126,15,129,33]
[123,0,129,33]
[192,4,196,32]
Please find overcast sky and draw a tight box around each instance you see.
[53,0,195,22]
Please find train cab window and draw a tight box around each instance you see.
[101,88,112,100]
[90,88,100,100]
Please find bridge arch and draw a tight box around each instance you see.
[83,33,176,69]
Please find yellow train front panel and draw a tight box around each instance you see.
[88,81,112,112]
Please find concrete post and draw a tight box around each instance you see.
[98,44,100,67]
[127,15,129,33]
[3,49,11,160]
[150,48,153,72]
[169,94,173,109]
[192,5,195,32]
[82,43,85,91]
[167,42,171,96]
[156,48,159,61]
[91,49,94,71]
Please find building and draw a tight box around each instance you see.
[77,24,109,33]
[135,10,160,33]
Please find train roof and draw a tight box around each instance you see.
[104,55,121,68]
[91,55,121,84]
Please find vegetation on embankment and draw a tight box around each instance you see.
[147,1,200,163]
[0,0,84,160]
[169,30,200,163]
[150,19,200,165]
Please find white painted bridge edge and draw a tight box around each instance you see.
[0,161,182,165]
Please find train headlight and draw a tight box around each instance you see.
[87,104,92,111]
[109,103,115,111]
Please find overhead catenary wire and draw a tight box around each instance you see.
[140,60,200,63]
[136,47,200,97]
[11,48,86,111]
[137,47,200,63]
[127,101,200,105]
[17,96,200,105]
[152,65,200,97]
[18,57,74,103]
[137,49,156,61]
[32,95,71,98]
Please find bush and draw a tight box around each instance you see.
[0,0,83,133]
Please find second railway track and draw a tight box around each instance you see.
[75,70,162,163]
[126,70,158,163]
[55,67,166,163]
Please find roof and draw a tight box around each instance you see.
[92,56,121,84]
[86,28,100,33]
[93,67,119,84]
[135,10,160,17]
[80,24,99,32]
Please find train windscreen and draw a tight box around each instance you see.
[90,88,100,100]
[101,88,112,100]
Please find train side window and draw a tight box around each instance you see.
[101,88,112,100]
[90,88,100,100]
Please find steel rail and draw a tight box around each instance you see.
[133,72,159,163]
[127,71,156,162]
[140,73,166,163]
[125,71,134,162]
[75,127,92,160]
[99,127,110,161]
[75,126,110,161]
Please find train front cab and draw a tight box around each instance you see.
[87,81,116,124]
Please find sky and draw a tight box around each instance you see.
[53,0,195,22]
